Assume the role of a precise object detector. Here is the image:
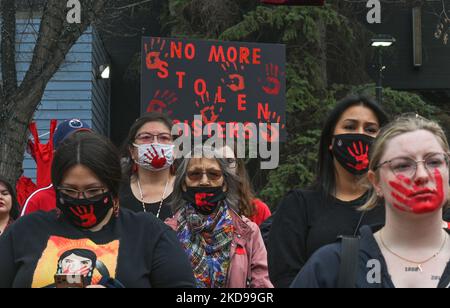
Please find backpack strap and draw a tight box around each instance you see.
[337,235,360,288]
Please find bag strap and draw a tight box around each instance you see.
[337,235,360,288]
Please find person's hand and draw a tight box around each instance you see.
[85,285,106,288]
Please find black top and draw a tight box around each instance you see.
[267,189,385,288]
[291,225,450,288]
[119,181,174,221]
[0,208,196,288]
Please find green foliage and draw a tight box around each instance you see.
[164,0,449,209]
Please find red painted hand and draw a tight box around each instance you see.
[195,193,215,207]
[144,145,167,169]
[261,63,282,95]
[70,205,97,228]
[220,61,245,92]
[346,141,369,171]
[389,169,444,214]
[144,38,169,74]
[194,91,223,124]
[146,90,177,115]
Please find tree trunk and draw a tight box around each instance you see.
[0,115,30,185]
[0,0,109,186]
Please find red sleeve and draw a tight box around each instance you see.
[22,188,56,216]
[250,199,272,226]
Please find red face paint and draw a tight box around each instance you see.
[388,168,445,214]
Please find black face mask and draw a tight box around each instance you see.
[57,192,114,229]
[182,186,227,215]
[332,134,375,175]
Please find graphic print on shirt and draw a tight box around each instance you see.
[32,236,119,288]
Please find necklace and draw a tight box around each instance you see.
[380,229,448,272]
[137,177,170,218]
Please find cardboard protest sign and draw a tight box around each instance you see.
[141,37,286,141]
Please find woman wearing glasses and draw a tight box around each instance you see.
[165,149,273,288]
[0,132,195,288]
[120,113,176,221]
[292,115,450,288]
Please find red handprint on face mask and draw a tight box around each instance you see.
[195,91,224,124]
[389,169,444,214]
[70,205,97,228]
[195,193,215,207]
[346,141,369,171]
[259,63,282,96]
[220,61,245,92]
[144,145,167,169]
[145,38,169,76]
[146,90,177,115]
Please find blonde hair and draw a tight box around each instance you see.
[361,114,450,211]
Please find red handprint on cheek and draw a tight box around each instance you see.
[70,205,97,228]
[220,61,245,92]
[146,90,177,115]
[389,169,444,214]
[144,145,167,169]
[346,141,369,171]
[195,91,224,124]
[259,63,282,96]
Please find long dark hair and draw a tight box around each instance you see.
[313,95,389,199]
[52,132,123,198]
[0,177,19,220]
[121,112,175,178]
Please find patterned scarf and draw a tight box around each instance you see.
[177,203,234,288]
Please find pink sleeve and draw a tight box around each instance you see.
[249,222,274,288]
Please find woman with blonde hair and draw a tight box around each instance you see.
[292,115,450,288]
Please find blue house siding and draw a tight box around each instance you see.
[0,16,110,181]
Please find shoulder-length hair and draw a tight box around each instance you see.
[121,112,175,178]
[361,114,450,211]
[313,95,389,199]
[170,149,242,214]
[52,132,122,198]
[0,177,20,220]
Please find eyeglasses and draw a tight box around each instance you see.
[57,187,107,201]
[375,153,449,178]
[135,132,173,144]
[187,170,224,182]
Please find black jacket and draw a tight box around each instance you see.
[268,189,385,288]
[291,225,450,288]
[0,208,196,288]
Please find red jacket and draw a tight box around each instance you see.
[249,199,272,226]
[21,184,56,216]
[166,209,273,288]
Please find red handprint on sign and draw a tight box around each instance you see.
[70,205,97,228]
[257,105,286,142]
[259,63,282,95]
[389,169,444,214]
[220,61,245,92]
[145,38,169,77]
[346,141,369,171]
[146,90,177,115]
[144,145,167,169]
[195,91,224,124]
